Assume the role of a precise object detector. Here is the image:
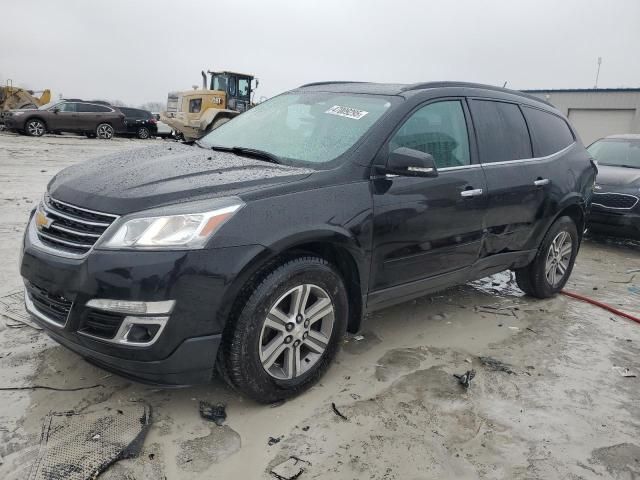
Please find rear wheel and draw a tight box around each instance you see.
[219,256,348,403]
[515,216,579,298]
[211,116,230,130]
[96,123,114,139]
[137,126,150,139]
[25,119,46,137]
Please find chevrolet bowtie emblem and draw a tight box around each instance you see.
[35,210,53,230]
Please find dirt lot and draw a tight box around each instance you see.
[0,132,639,479]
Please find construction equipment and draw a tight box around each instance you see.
[161,70,257,141]
[0,79,51,129]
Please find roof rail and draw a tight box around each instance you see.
[299,81,368,88]
[402,81,554,107]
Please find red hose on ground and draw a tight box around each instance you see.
[561,290,640,325]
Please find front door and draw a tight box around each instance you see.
[51,102,78,131]
[370,99,487,302]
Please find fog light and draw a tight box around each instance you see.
[112,316,169,347]
[127,324,161,343]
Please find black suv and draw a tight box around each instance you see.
[3,99,125,139]
[117,107,158,139]
[20,82,596,402]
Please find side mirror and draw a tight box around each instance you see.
[385,147,438,177]
[52,107,60,114]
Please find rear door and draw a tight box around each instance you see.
[468,99,549,254]
[370,98,488,296]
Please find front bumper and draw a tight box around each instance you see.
[588,208,640,239]
[20,220,264,385]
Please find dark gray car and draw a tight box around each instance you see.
[587,134,640,238]
[3,100,126,139]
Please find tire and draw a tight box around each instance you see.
[96,123,114,139]
[515,216,579,298]
[137,127,150,139]
[25,119,46,137]
[219,256,348,403]
[210,116,230,130]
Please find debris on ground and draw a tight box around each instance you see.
[453,369,476,389]
[0,384,104,392]
[199,401,226,426]
[612,366,637,378]
[353,335,365,341]
[479,356,517,375]
[28,402,151,480]
[0,290,42,330]
[268,436,283,446]
[270,456,311,480]
[331,402,348,421]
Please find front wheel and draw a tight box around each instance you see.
[25,119,46,137]
[515,216,579,298]
[219,256,348,403]
[96,123,114,139]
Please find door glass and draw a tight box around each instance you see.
[389,101,470,168]
[58,102,77,112]
[76,103,95,113]
[470,100,532,163]
[238,78,250,98]
[189,99,202,113]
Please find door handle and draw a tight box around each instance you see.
[460,188,483,198]
[534,178,550,186]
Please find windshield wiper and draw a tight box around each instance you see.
[208,145,281,164]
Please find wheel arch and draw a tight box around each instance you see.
[220,235,367,335]
[24,115,48,130]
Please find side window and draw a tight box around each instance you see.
[189,98,202,113]
[58,103,77,112]
[238,78,250,98]
[76,103,94,113]
[389,100,470,168]
[522,106,574,157]
[228,76,237,96]
[469,100,532,163]
[94,105,112,113]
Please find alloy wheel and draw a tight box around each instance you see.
[27,120,44,136]
[545,231,573,287]
[259,284,334,380]
[97,124,113,139]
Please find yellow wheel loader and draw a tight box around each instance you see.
[161,70,257,141]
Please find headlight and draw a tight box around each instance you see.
[98,198,244,250]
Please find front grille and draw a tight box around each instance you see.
[592,193,639,210]
[79,310,125,339]
[25,281,72,326]
[37,196,118,254]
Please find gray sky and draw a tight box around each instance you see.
[2,0,639,106]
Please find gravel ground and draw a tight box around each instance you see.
[0,132,639,479]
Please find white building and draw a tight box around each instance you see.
[523,88,640,146]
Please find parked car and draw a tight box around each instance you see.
[152,112,174,138]
[20,81,596,402]
[3,99,125,139]
[117,107,158,139]
[587,134,640,238]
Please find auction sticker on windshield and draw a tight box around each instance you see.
[325,105,369,120]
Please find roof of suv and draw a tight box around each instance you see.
[297,81,553,107]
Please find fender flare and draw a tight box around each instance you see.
[199,109,239,132]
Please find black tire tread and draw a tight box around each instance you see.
[218,255,347,403]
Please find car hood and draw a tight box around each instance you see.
[48,143,314,214]
[596,164,640,188]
